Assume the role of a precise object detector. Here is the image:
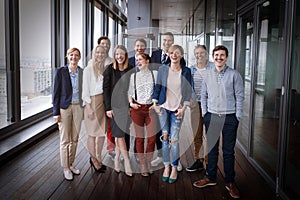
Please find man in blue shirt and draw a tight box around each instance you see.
[193,45,244,199]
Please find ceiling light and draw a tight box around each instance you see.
[263,1,270,7]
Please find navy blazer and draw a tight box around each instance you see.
[128,56,136,68]
[52,65,83,116]
[151,48,186,69]
[151,49,170,65]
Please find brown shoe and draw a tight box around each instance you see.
[225,183,240,199]
[193,177,217,188]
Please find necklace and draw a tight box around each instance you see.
[170,66,181,72]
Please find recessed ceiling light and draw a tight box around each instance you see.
[263,1,270,7]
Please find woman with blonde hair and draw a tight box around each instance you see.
[152,44,192,183]
[103,45,133,176]
[82,45,107,172]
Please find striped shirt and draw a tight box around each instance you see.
[190,62,214,102]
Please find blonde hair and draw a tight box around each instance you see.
[92,45,106,80]
[112,45,129,70]
[168,44,184,55]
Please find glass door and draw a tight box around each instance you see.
[282,0,300,199]
[251,0,286,180]
[236,8,255,152]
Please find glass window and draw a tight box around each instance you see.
[252,0,285,180]
[93,3,103,50]
[205,0,216,55]
[193,1,205,38]
[118,22,123,45]
[70,0,83,67]
[119,0,127,14]
[284,0,300,199]
[108,14,115,56]
[19,0,52,120]
[216,0,235,67]
[0,0,7,129]
[236,9,254,151]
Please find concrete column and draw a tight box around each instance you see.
[126,0,152,56]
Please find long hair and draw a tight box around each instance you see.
[92,45,105,80]
[112,45,129,70]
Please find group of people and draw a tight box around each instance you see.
[52,32,244,199]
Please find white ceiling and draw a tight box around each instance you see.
[151,0,199,33]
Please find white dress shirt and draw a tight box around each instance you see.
[82,62,104,105]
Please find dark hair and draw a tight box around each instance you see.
[138,53,151,63]
[97,36,111,46]
[162,32,174,38]
[212,45,228,57]
[135,38,147,47]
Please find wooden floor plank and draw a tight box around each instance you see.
[0,119,277,200]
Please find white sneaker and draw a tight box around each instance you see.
[151,156,163,167]
[70,166,80,175]
[177,161,183,172]
[64,169,73,180]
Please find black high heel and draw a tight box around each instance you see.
[98,163,106,173]
[90,157,101,172]
[100,164,106,171]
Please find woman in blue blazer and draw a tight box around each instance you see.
[52,47,84,181]
[152,44,192,184]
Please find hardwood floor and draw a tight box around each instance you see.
[0,131,277,200]
[0,110,278,200]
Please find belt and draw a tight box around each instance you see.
[215,113,235,117]
[70,102,80,105]
[135,102,152,109]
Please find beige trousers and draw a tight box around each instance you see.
[58,104,83,168]
[190,102,206,161]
